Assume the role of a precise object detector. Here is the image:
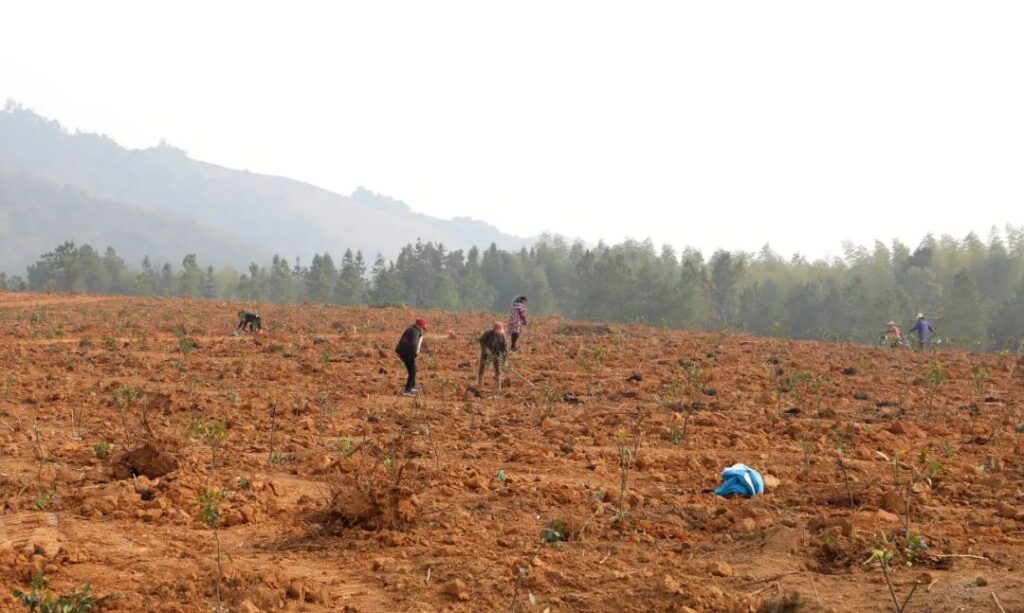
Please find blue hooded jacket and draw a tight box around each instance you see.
[909,319,934,342]
[713,464,764,498]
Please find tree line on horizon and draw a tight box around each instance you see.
[5,229,1024,351]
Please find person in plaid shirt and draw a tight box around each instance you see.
[507,296,528,351]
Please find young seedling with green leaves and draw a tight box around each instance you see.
[111,385,145,452]
[419,422,442,470]
[800,437,815,466]
[971,363,989,408]
[181,376,205,411]
[34,486,56,511]
[268,402,279,467]
[535,385,557,428]
[316,392,339,448]
[767,363,794,411]
[680,363,706,443]
[69,399,85,441]
[807,373,830,413]
[917,448,945,481]
[864,546,920,613]
[509,522,567,613]
[578,346,608,395]
[784,370,813,411]
[903,531,928,563]
[174,326,196,372]
[14,572,94,613]
[197,488,228,612]
[832,425,855,506]
[93,441,112,460]
[615,409,647,534]
[335,436,355,453]
[880,447,933,552]
[188,418,229,470]
[887,450,902,489]
[922,362,946,417]
[29,415,45,481]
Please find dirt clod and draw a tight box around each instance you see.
[443,578,470,601]
[112,443,178,479]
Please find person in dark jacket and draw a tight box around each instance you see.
[395,318,427,395]
[236,310,262,333]
[477,322,508,391]
[908,313,934,350]
[507,296,528,351]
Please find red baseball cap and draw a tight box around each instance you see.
[415,318,427,330]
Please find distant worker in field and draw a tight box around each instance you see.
[908,313,934,350]
[477,322,509,391]
[236,310,262,333]
[507,296,528,351]
[395,318,427,396]
[883,321,905,348]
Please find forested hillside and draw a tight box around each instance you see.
[0,172,263,272]
[0,102,531,270]
[9,229,1024,351]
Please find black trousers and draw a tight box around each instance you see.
[399,353,417,391]
[510,332,520,351]
[478,349,501,381]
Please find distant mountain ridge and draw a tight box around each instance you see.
[0,102,532,273]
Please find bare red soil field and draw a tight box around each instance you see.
[0,292,1022,612]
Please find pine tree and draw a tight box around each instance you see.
[335,249,366,305]
[944,268,987,342]
[370,254,404,305]
[306,253,337,303]
[200,266,218,299]
[179,254,203,297]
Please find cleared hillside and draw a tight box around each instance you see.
[0,293,1022,611]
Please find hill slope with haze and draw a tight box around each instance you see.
[0,172,265,273]
[0,102,531,273]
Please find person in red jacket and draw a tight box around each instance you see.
[395,318,426,395]
[477,322,509,391]
[885,321,902,344]
[507,296,528,351]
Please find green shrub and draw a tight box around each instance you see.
[14,573,94,613]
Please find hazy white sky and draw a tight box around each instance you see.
[2,1,1023,258]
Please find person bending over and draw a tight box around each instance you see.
[395,318,427,396]
[236,310,262,333]
[478,322,508,391]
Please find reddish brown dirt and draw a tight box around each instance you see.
[0,292,1022,612]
